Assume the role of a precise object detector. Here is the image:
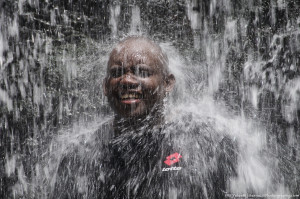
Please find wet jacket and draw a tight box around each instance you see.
[52,115,237,199]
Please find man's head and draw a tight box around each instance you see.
[103,36,175,119]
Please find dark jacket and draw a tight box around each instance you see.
[52,116,237,199]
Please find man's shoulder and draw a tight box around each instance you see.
[52,118,114,198]
[165,112,228,142]
[164,111,238,165]
[63,118,114,160]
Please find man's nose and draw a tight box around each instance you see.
[120,73,139,89]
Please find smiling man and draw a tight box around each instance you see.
[100,37,237,198]
[103,36,175,130]
[52,36,237,199]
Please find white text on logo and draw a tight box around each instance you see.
[162,167,182,171]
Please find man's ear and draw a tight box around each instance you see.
[103,78,108,96]
[165,74,175,92]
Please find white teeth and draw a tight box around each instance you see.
[121,93,139,99]
[121,94,128,99]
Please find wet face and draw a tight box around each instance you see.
[104,38,174,119]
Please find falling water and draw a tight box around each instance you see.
[0,0,299,198]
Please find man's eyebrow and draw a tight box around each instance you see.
[109,64,123,70]
[134,64,151,68]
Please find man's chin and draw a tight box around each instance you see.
[121,110,148,120]
[112,102,147,118]
[114,108,150,121]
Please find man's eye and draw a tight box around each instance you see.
[110,69,123,78]
[140,70,150,78]
[134,68,150,78]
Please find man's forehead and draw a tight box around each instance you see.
[107,37,169,74]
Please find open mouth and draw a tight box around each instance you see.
[119,93,142,104]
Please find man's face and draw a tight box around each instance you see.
[104,39,173,118]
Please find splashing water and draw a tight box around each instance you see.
[0,0,299,198]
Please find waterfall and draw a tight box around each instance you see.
[0,0,299,198]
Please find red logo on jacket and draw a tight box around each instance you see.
[164,153,182,166]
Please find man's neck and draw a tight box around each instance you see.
[113,111,165,137]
